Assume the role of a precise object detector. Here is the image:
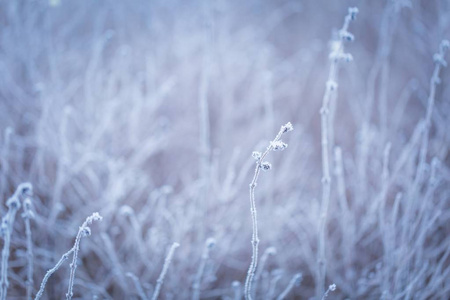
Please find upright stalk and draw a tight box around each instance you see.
[316,7,358,299]
[244,122,293,300]
[66,212,103,300]
[0,183,32,300]
[22,197,35,300]
[151,242,180,300]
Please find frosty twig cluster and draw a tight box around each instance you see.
[35,212,102,300]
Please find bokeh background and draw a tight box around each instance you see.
[0,0,449,299]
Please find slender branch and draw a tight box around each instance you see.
[126,272,148,300]
[35,247,75,300]
[252,247,276,299]
[232,281,241,300]
[22,197,35,300]
[151,242,180,300]
[415,40,449,187]
[276,273,302,300]
[244,122,293,300]
[192,238,215,300]
[316,7,358,299]
[321,284,336,300]
[66,212,103,300]
[0,183,32,300]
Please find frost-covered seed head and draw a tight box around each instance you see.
[16,182,33,198]
[281,122,293,133]
[326,80,338,91]
[22,210,35,220]
[205,238,216,248]
[329,51,353,62]
[252,151,262,160]
[23,198,32,210]
[22,198,35,219]
[433,53,448,67]
[271,140,288,151]
[348,7,359,20]
[6,196,21,210]
[339,30,354,41]
[119,205,134,217]
[232,281,240,288]
[329,284,337,291]
[260,161,271,171]
[266,247,277,255]
[343,53,353,62]
[90,212,103,222]
[440,39,450,52]
[82,227,91,237]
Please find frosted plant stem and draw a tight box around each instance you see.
[333,147,353,272]
[192,238,215,300]
[0,127,13,215]
[0,217,12,300]
[379,143,392,295]
[252,247,276,299]
[401,41,449,280]
[321,284,336,300]
[328,90,338,154]
[49,107,72,225]
[126,272,148,300]
[198,0,213,187]
[0,215,12,300]
[35,247,75,300]
[232,281,242,300]
[316,7,358,299]
[276,273,302,300]
[266,271,282,300]
[100,233,127,291]
[66,212,103,300]
[197,0,213,243]
[414,40,449,190]
[365,2,394,127]
[151,242,180,300]
[22,197,35,300]
[400,41,448,290]
[244,122,293,300]
[0,183,32,300]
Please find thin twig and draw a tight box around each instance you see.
[244,122,293,300]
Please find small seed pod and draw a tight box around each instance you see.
[260,161,272,171]
[270,141,288,151]
[82,227,92,237]
[252,151,262,160]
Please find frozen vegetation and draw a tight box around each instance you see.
[0,0,449,299]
